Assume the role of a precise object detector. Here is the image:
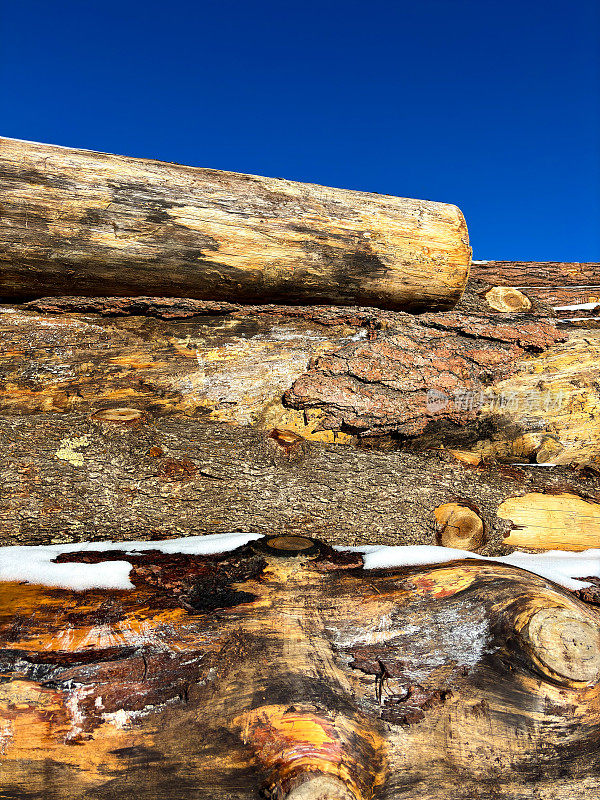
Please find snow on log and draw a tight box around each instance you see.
[0,137,471,311]
[1,534,600,798]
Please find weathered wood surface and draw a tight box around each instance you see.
[470,261,600,314]
[4,293,600,467]
[0,137,471,311]
[470,261,600,287]
[524,286,600,309]
[1,535,600,799]
[1,414,599,552]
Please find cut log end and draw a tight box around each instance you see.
[434,502,485,551]
[285,776,357,800]
[485,286,533,312]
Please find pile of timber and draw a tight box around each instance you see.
[1,138,600,799]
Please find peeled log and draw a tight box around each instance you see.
[0,137,471,311]
[499,492,600,551]
[1,536,600,798]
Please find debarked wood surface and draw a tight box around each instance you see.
[1,538,600,799]
[0,137,470,311]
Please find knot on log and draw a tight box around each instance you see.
[524,607,600,685]
[265,428,309,464]
[91,407,145,424]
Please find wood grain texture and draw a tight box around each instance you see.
[0,137,471,311]
[0,413,599,553]
[1,538,600,798]
[499,492,600,550]
[523,286,600,308]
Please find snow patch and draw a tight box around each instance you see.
[559,316,600,322]
[0,532,262,591]
[554,302,600,311]
[0,534,597,592]
[345,544,599,590]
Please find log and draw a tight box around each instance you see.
[470,261,600,312]
[470,261,600,287]
[4,294,600,467]
[522,286,600,308]
[1,413,600,553]
[1,535,600,798]
[0,137,471,311]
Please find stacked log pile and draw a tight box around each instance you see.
[1,138,599,799]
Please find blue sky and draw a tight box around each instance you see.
[1,0,599,260]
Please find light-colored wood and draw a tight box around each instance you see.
[434,502,484,550]
[286,776,355,800]
[0,137,471,311]
[2,539,600,798]
[525,607,600,684]
[499,492,600,551]
[485,286,532,312]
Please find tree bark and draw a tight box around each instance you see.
[2,536,600,799]
[0,137,470,311]
[1,413,599,553]
[470,261,600,287]
[5,295,600,468]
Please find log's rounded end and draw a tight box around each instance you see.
[526,607,600,685]
[434,502,485,551]
[285,776,357,800]
[252,534,322,557]
[485,286,532,313]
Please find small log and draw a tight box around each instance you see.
[499,492,600,551]
[0,413,599,552]
[1,537,600,798]
[0,137,471,311]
